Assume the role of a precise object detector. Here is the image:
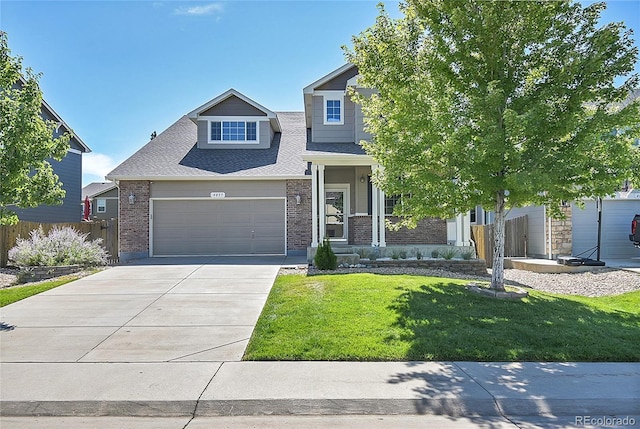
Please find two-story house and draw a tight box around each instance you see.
[12,91,91,223]
[107,65,471,261]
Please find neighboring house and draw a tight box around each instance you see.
[107,65,472,261]
[12,90,91,223]
[504,89,640,260]
[82,182,118,220]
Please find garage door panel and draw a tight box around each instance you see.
[152,199,285,256]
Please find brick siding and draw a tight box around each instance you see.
[286,179,312,251]
[118,181,150,256]
[348,216,447,245]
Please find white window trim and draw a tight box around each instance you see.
[316,91,345,126]
[96,199,107,213]
[204,116,265,144]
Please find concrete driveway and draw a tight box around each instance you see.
[1,256,285,363]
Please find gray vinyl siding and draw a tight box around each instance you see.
[355,88,376,144]
[13,151,82,223]
[91,188,119,220]
[200,95,268,117]
[311,95,356,143]
[316,66,358,91]
[151,180,285,199]
[197,120,272,149]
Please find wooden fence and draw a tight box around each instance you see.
[471,215,528,268]
[0,219,118,267]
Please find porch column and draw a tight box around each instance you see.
[318,164,326,241]
[378,188,386,247]
[311,164,318,247]
[455,213,471,246]
[371,165,379,246]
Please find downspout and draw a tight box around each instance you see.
[546,205,553,260]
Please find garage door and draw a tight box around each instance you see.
[152,199,285,256]
[572,200,640,258]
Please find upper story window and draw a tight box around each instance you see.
[209,120,258,143]
[322,92,345,125]
[97,199,106,213]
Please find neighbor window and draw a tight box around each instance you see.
[326,99,341,123]
[97,199,106,213]
[210,121,258,142]
[385,196,401,216]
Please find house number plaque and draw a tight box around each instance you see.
[210,192,226,198]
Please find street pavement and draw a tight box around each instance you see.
[1,256,638,428]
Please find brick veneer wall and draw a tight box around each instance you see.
[549,205,572,256]
[286,179,312,251]
[118,180,150,259]
[348,216,447,245]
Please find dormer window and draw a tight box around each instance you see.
[321,92,345,125]
[209,119,258,143]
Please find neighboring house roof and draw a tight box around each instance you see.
[107,112,310,181]
[17,77,91,153]
[82,182,117,199]
[187,88,282,133]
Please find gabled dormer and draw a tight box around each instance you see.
[304,64,374,144]
[188,89,281,149]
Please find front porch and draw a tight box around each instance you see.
[305,158,473,250]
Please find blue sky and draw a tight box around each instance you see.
[2,0,639,187]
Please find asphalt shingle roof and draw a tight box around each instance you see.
[82,182,116,199]
[107,112,369,180]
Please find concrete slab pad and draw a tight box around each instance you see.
[87,265,200,280]
[128,294,268,326]
[198,361,498,416]
[187,265,279,279]
[168,278,274,294]
[0,417,192,429]
[456,362,640,416]
[42,279,181,295]
[1,327,117,362]
[0,294,161,327]
[80,326,254,362]
[0,362,221,416]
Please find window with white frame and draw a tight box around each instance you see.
[384,195,401,216]
[209,120,258,142]
[97,199,106,213]
[322,93,344,125]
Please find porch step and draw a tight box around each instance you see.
[336,253,361,266]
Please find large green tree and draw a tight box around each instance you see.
[0,31,71,225]
[346,0,640,290]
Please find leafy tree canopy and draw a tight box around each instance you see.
[346,0,639,289]
[0,31,71,225]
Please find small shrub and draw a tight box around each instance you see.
[416,250,423,260]
[461,250,475,260]
[314,239,337,270]
[399,250,408,259]
[431,249,440,258]
[8,226,108,267]
[439,248,458,260]
[391,250,400,260]
[356,248,368,259]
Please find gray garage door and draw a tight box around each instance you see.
[152,199,285,256]
[572,200,640,258]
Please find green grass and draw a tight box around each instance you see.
[244,273,640,362]
[0,278,77,307]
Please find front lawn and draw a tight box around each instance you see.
[0,277,78,307]
[244,273,640,362]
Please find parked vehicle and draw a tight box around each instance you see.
[631,214,640,247]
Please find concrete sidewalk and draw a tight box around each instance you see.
[1,258,639,427]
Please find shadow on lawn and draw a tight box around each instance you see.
[388,282,640,362]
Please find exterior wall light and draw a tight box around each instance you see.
[128,193,135,205]
[295,195,301,205]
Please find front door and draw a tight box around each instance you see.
[325,186,349,240]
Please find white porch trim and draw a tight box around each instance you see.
[311,164,319,247]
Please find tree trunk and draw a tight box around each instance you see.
[491,190,506,291]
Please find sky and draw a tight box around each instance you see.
[1,0,639,187]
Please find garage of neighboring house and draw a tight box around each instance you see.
[151,198,286,256]
[572,197,640,259]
